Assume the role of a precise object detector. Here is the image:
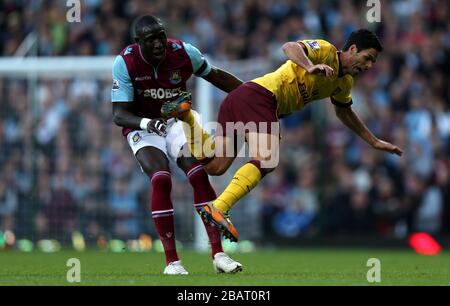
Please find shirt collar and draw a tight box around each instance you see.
[337,51,344,78]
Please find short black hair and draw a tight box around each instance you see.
[342,29,383,52]
[133,15,164,38]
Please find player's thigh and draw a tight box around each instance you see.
[127,130,170,175]
[165,110,213,161]
[163,112,202,174]
[214,134,240,159]
[246,131,280,170]
[175,136,236,176]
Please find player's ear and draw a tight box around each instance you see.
[349,44,358,55]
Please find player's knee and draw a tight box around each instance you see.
[138,156,169,179]
[211,167,227,176]
[142,167,153,179]
[142,164,170,180]
[141,165,154,178]
[136,147,170,179]
[150,170,172,188]
[204,162,228,176]
[259,166,276,176]
[249,159,276,177]
[204,166,223,176]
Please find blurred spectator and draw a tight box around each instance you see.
[43,174,77,244]
[433,154,450,233]
[108,178,139,239]
[272,164,319,237]
[258,165,290,237]
[0,177,18,232]
[346,191,376,234]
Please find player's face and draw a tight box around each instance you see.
[347,46,378,76]
[138,26,167,62]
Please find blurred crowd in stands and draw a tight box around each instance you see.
[0,0,449,245]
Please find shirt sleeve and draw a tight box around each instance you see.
[331,77,353,107]
[299,39,334,65]
[111,56,134,102]
[182,42,212,77]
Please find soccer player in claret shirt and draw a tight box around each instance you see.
[111,15,244,274]
[166,29,404,242]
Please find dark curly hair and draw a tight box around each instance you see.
[343,29,383,52]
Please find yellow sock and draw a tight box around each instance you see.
[181,110,215,160]
[214,162,262,214]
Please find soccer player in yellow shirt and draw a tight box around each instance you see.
[163,29,403,242]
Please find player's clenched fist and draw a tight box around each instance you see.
[147,118,167,137]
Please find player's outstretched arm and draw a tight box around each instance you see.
[334,105,403,156]
[202,67,243,93]
[282,42,334,78]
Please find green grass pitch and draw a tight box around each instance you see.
[1,248,449,285]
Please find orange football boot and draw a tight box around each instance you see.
[199,203,239,242]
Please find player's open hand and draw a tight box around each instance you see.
[372,139,403,156]
[307,64,335,78]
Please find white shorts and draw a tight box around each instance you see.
[126,110,201,162]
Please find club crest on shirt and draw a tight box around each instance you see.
[171,42,182,51]
[169,70,182,85]
[132,132,141,143]
[124,47,133,56]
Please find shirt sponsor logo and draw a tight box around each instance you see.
[299,81,311,104]
[142,87,182,99]
[171,43,182,51]
[112,79,120,91]
[298,81,320,104]
[332,87,342,96]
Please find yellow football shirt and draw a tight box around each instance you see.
[252,39,353,117]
